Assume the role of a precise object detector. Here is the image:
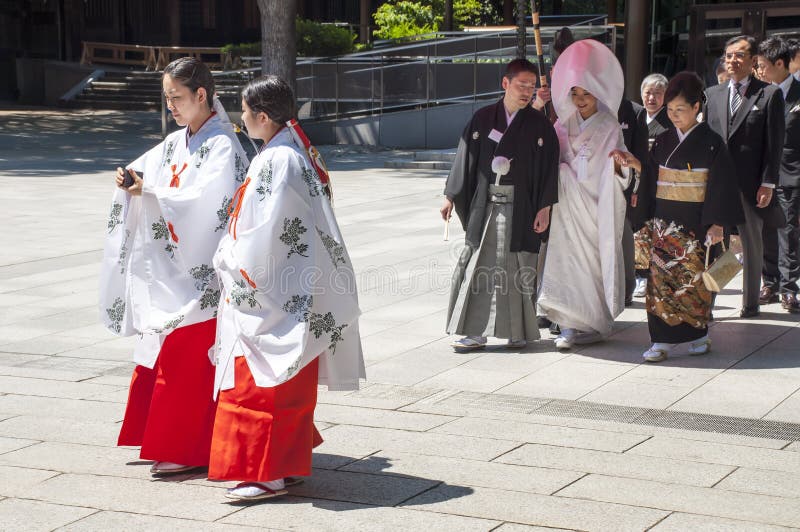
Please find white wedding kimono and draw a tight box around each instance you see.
[538,110,630,336]
[211,128,364,396]
[99,113,248,367]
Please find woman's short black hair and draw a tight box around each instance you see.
[664,71,706,107]
[163,57,215,110]
[241,75,296,125]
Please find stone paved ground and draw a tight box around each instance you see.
[0,108,799,531]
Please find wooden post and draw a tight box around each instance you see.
[168,0,181,46]
[503,0,514,25]
[623,0,649,102]
[360,0,370,44]
[444,0,453,31]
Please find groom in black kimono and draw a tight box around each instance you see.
[440,58,560,350]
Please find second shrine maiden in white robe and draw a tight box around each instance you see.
[211,127,364,397]
[538,39,631,339]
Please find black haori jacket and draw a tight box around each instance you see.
[444,99,560,253]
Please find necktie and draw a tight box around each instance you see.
[730,82,742,118]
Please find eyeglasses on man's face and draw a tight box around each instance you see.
[725,52,749,60]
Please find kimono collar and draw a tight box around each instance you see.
[260,127,291,153]
[646,107,664,124]
[676,122,700,144]
[185,111,218,146]
[577,111,599,132]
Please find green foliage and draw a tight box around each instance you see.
[373,1,440,40]
[296,18,355,57]
[373,0,500,40]
[222,18,355,60]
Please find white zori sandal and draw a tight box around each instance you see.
[225,479,288,501]
[643,343,677,363]
[687,335,711,355]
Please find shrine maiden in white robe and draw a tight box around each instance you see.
[99,113,248,367]
[211,128,364,396]
[537,39,630,336]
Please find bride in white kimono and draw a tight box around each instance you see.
[538,39,632,349]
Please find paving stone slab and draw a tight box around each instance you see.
[431,416,649,452]
[341,451,583,495]
[492,525,574,532]
[288,467,440,506]
[221,495,500,531]
[668,372,800,419]
[558,474,800,528]
[0,441,150,480]
[417,367,527,394]
[60,510,268,532]
[495,359,635,400]
[317,383,441,410]
[496,443,734,487]
[0,334,99,357]
[314,403,455,432]
[0,394,123,422]
[0,375,119,399]
[400,484,667,530]
[0,415,120,447]
[715,467,800,499]
[650,512,798,531]
[0,464,59,497]
[0,436,39,455]
[0,498,96,532]
[18,473,239,521]
[317,424,521,461]
[0,365,101,382]
[627,436,800,473]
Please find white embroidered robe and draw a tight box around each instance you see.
[99,114,248,367]
[538,110,630,335]
[211,128,364,395]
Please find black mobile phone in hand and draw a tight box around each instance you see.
[122,168,141,188]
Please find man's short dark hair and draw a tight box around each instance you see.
[787,38,800,58]
[758,37,791,69]
[724,35,758,56]
[241,75,296,124]
[504,58,538,80]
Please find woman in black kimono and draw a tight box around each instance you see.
[611,72,745,362]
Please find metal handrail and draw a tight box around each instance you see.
[175,24,617,129]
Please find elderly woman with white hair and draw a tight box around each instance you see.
[640,73,672,143]
[537,40,633,349]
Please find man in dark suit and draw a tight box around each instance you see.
[618,99,649,305]
[757,38,800,312]
[704,35,785,318]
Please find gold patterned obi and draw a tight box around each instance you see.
[656,167,708,203]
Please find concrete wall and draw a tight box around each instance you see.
[15,59,94,106]
[303,100,493,149]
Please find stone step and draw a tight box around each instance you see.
[414,150,456,162]
[384,160,451,170]
[67,98,160,111]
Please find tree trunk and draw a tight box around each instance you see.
[516,0,526,59]
[256,0,297,90]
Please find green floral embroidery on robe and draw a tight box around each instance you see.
[280,217,309,258]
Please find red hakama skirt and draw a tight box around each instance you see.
[208,356,322,482]
[117,318,217,467]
